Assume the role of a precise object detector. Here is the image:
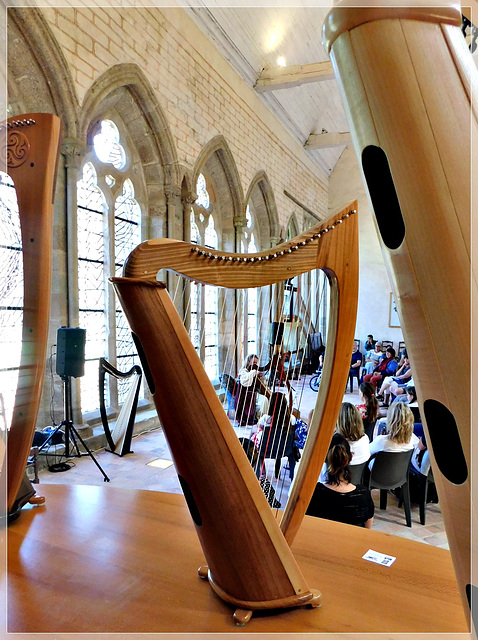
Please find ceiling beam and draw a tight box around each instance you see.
[254,61,334,92]
[305,131,352,149]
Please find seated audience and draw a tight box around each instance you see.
[356,381,379,440]
[234,354,270,426]
[362,342,383,377]
[377,357,412,406]
[307,434,374,529]
[363,347,398,390]
[369,403,419,466]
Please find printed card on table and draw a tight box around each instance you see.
[362,549,396,567]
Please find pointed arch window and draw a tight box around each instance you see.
[188,175,219,380]
[77,120,143,414]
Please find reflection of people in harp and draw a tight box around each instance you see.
[234,354,271,426]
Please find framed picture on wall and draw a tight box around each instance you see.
[389,292,400,328]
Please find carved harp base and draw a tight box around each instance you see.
[197,565,321,626]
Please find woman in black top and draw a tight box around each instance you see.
[306,433,374,528]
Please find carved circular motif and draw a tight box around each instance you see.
[6,130,30,168]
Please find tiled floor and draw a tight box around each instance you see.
[35,375,449,550]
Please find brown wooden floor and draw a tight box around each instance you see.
[7,485,468,635]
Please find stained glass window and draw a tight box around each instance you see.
[0,172,22,430]
[204,215,218,379]
[78,121,142,414]
[77,163,107,412]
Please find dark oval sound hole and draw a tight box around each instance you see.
[178,475,202,527]
[361,145,405,250]
[424,399,468,485]
[132,332,155,394]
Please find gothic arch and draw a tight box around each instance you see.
[7,7,78,135]
[79,64,179,192]
[193,136,244,251]
[245,170,280,249]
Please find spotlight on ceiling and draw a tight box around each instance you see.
[277,56,286,67]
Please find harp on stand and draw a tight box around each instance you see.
[323,3,473,625]
[2,114,62,515]
[111,200,358,624]
[99,357,142,456]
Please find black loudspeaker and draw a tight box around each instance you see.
[56,327,86,378]
[269,321,284,346]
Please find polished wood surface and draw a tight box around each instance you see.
[324,5,473,618]
[7,485,468,634]
[3,114,62,511]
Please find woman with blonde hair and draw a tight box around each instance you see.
[369,402,419,457]
[336,402,370,465]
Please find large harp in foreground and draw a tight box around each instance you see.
[2,114,62,515]
[323,3,473,624]
[112,200,358,623]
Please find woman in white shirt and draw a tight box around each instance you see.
[369,403,418,461]
[319,402,369,482]
[337,402,370,464]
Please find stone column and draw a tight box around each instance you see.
[60,138,86,427]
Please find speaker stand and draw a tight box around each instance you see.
[38,376,110,483]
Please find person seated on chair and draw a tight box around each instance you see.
[234,354,270,426]
[319,403,370,482]
[377,357,412,406]
[251,392,299,480]
[362,341,383,377]
[364,334,376,353]
[307,433,374,529]
[363,347,398,390]
[355,382,379,441]
[369,403,419,468]
[349,343,362,379]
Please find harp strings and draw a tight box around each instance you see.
[168,267,325,513]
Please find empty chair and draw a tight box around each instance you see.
[367,449,414,527]
[349,367,361,393]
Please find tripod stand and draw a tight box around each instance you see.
[38,375,110,482]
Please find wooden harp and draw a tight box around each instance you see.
[99,357,142,456]
[111,200,358,623]
[323,4,473,623]
[2,113,62,514]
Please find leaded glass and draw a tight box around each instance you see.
[0,172,22,429]
[204,215,218,379]
[77,163,107,412]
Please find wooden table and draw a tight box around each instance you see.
[7,484,468,635]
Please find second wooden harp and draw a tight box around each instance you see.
[111,202,358,623]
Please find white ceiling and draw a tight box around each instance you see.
[184,5,350,177]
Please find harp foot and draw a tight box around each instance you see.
[28,495,46,506]
[307,589,322,608]
[198,565,209,580]
[233,608,252,626]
